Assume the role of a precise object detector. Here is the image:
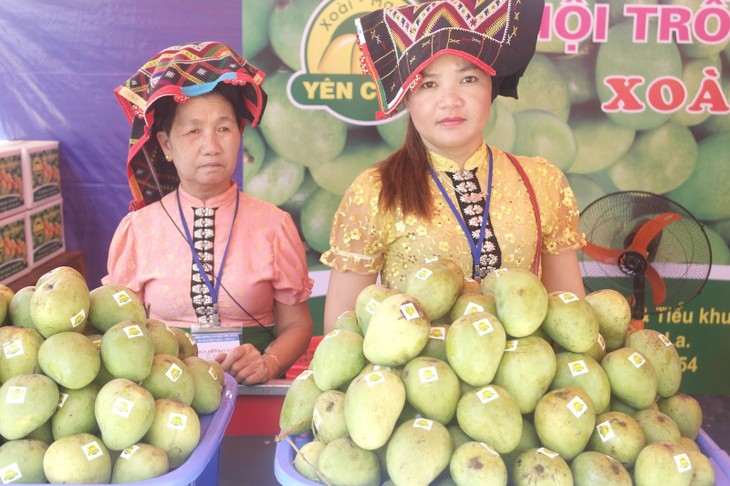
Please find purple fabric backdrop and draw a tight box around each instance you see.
[0,0,243,287]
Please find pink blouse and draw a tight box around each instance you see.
[103,184,313,328]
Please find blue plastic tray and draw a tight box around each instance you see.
[275,429,730,485]
[20,372,237,486]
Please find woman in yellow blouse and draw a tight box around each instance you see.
[320,0,586,330]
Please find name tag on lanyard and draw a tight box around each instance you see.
[190,325,242,361]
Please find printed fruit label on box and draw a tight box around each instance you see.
[30,202,63,262]
[0,217,29,280]
[0,151,24,214]
[30,147,61,203]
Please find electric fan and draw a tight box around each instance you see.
[578,191,712,329]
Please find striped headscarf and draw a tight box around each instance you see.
[115,41,267,210]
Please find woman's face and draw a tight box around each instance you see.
[405,54,492,164]
[156,91,242,201]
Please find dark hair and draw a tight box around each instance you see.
[152,82,248,136]
[376,117,433,219]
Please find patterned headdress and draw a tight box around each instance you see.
[356,0,544,117]
[115,41,267,210]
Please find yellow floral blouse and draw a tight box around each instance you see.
[320,144,585,291]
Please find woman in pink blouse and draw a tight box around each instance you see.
[104,42,313,385]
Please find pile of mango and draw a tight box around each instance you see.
[0,267,224,484]
[279,261,715,486]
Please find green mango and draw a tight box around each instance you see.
[111,442,170,483]
[386,418,453,486]
[551,352,611,414]
[0,439,48,484]
[456,384,523,454]
[279,370,323,435]
[141,354,195,406]
[493,268,548,338]
[88,284,147,333]
[38,331,100,389]
[626,329,682,398]
[52,384,99,440]
[42,433,111,483]
[494,336,557,414]
[571,451,632,486]
[588,410,646,468]
[144,399,201,469]
[450,441,507,486]
[363,293,430,367]
[601,347,657,410]
[541,292,599,353]
[511,447,573,486]
[318,437,380,486]
[345,368,405,450]
[446,311,506,386]
[183,356,223,414]
[311,330,366,391]
[534,386,597,460]
[0,374,59,440]
[633,440,693,486]
[95,378,155,451]
[401,356,460,425]
[100,321,155,382]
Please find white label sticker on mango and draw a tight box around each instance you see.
[567,396,589,418]
[464,302,484,314]
[596,421,616,442]
[418,366,439,384]
[429,327,446,340]
[167,412,188,431]
[82,441,104,461]
[0,463,22,483]
[324,330,340,340]
[112,397,135,418]
[658,334,673,347]
[92,339,102,350]
[365,298,380,315]
[3,339,24,359]
[597,334,606,350]
[628,352,646,368]
[6,386,26,404]
[537,447,559,458]
[296,370,314,380]
[415,268,433,280]
[477,386,499,404]
[165,363,184,382]
[425,256,439,264]
[504,340,518,352]
[120,445,140,460]
[479,443,499,455]
[123,324,144,339]
[673,453,692,473]
[473,318,494,336]
[365,371,386,387]
[371,365,392,372]
[208,366,218,381]
[494,268,508,277]
[70,309,85,328]
[312,409,323,430]
[58,393,69,408]
[568,360,589,377]
[400,303,420,321]
[112,290,133,307]
[413,418,433,430]
[558,292,579,304]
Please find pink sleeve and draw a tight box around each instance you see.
[272,212,313,305]
[101,213,145,302]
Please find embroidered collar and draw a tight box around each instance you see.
[176,182,238,208]
[428,143,488,173]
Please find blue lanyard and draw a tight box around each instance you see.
[427,147,494,279]
[176,189,239,323]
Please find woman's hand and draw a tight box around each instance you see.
[215,344,276,385]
